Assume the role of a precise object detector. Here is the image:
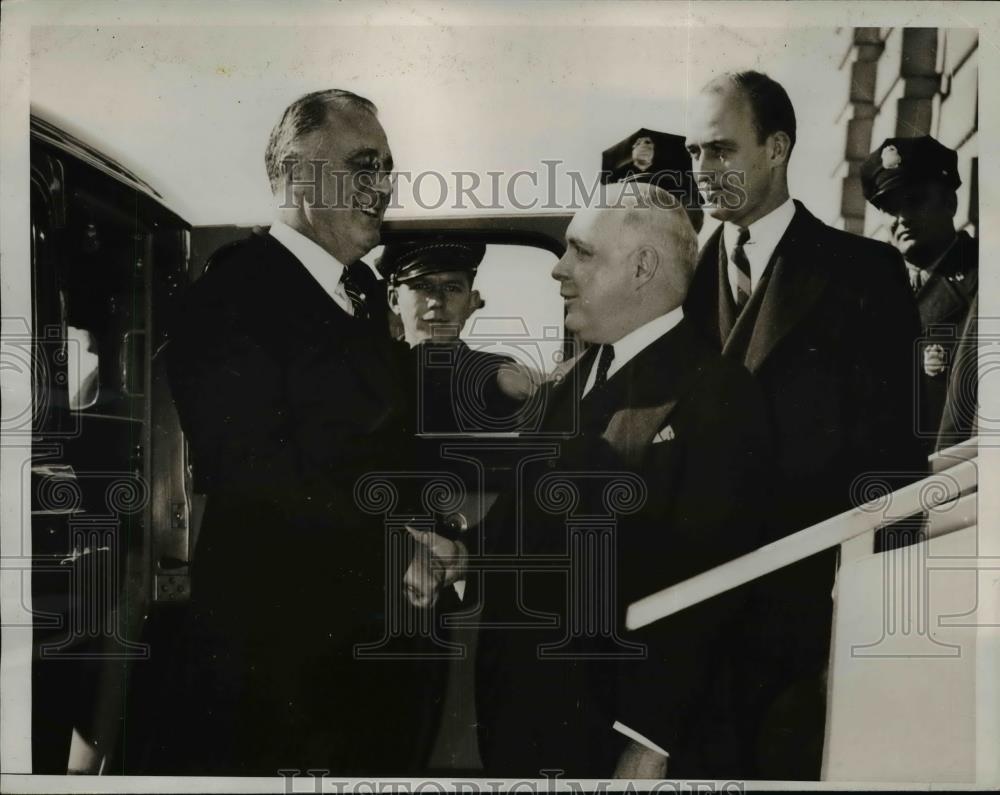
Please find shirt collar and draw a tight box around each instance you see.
[269,220,348,304]
[723,197,796,269]
[585,306,684,393]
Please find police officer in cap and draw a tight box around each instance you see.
[862,135,978,453]
[378,239,529,434]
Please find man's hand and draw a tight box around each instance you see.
[924,343,947,377]
[496,361,543,401]
[613,739,668,779]
[403,528,467,608]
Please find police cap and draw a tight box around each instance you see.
[601,129,695,196]
[861,136,961,209]
[601,128,702,230]
[377,239,486,284]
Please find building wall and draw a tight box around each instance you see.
[835,28,978,240]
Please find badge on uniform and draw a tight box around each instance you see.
[881,144,902,169]
[652,425,676,444]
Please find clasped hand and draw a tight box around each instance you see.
[403,527,467,608]
[923,343,947,377]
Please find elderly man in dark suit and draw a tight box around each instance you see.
[165,89,440,775]
[410,183,773,779]
[683,71,925,778]
[861,136,978,454]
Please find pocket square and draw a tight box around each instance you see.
[652,425,676,444]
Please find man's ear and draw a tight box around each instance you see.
[768,131,792,167]
[277,157,304,208]
[633,246,659,287]
[388,285,401,316]
[470,289,484,311]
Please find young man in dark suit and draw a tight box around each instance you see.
[683,71,926,778]
[861,136,978,453]
[414,183,774,778]
[164,89,440,775]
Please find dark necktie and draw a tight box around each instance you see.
[341,264,369,319]
[592,344,615,391]
[731,226,752,311]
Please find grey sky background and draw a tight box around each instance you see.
[27,20,851,379]
[31,23,848,228]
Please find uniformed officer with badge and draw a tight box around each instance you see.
[862,135,978,453]
[378,239,529,434]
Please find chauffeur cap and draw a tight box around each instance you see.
[377,239,487,284]
[861,136,961,209]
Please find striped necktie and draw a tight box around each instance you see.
[731,226,752,310]
[340,264,369,319]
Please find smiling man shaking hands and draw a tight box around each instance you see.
[164,90,439,776]
[409,183,774,779]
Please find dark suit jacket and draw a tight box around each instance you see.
[912,231,978,452]
[413,342,524,435]
[684,201,926,778]
[475,319,773,778]
[162,231,441,775]
[686,201,924,535]
[937,292,978,451]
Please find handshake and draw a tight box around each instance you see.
[403,527,469,608]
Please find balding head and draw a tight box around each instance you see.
[552,182,699,344]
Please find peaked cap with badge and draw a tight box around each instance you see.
[861,135,962,209]
[601,128,703,230]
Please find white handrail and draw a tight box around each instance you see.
[625,457,978,631]
[929,435,978,473]
[925,491,977,541]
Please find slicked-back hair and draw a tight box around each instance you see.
[264,89,378,193]
[709,70,797,156]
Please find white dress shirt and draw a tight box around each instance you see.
[722,197,796,303]
[269,220,355,316]
[581,306,685,397]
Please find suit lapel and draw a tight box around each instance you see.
[732,202,832,373]
[596,321,707,467]
[916,232,977,326]
[540,345,598,433]
[263,233,402,404]
[685,227,728,349]
[260,233,352,323]
[716,233,739,341]
[601,394,681,468]
[918,274,970,327]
